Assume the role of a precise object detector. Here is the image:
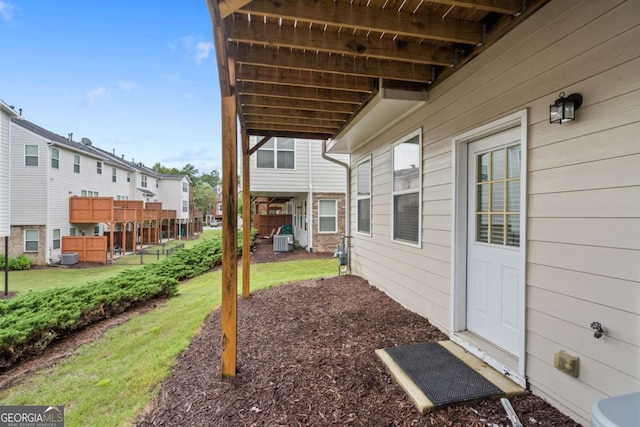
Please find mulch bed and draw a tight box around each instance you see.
[136,276,581,427]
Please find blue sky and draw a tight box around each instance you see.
[0,0,223,174]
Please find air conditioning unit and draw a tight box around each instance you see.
[60,253,79,265]
[273,234,293,252]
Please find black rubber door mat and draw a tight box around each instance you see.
[384,342,503,407]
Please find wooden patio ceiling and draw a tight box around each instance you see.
[207,0,549,141]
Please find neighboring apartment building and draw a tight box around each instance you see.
[250,136,349,252]
[2,117,200,264]
[0,101,20,240]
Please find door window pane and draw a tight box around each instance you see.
[475,143,520,247]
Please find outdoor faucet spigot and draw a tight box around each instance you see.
[590,321,606,339]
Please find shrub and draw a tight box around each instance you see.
[0,230,255,369]
[9,254,33,271]
[0,254,33,271]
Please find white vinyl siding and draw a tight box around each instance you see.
[51,148,59,169]
[24,229,38,252]
[391,130,421,246]
[356,156,371,235]
[346,1,640,424]
[73,154,80,173]
[25,145,38,166]
[0,107,12,237]
[318,199,337,233]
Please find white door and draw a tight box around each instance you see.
[466,126,522,356]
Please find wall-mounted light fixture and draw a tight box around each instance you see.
[550,92,583,124]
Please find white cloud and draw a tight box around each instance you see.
[84,87,110,106]
[0,1,16,22]
[179,35,214,65]
[195,41,214,65]
[116,80,138,92]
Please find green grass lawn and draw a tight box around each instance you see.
[0,258,335,427]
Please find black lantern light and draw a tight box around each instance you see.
[549,92,583,124]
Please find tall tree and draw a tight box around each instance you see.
[152,162,180,174]
[181,163,199,181]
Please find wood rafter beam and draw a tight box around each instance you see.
[237,82,367,104]
[234,46,434,83]
[242,106,352,122]
[425,0,521,15]
[235,0,483,45]
[236,64,374,92]
[240,94,356,113]
[227,20,454,66]
[244,115,343,128]
[218,0,253,18]
[247,122,335,136]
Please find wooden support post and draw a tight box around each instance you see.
[109,223,114,263]
[133,222,138,253]
[122,222,127,255]
[241,128,251,298]
[221,57,238,377]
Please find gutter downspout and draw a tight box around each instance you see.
[307,140,313,252]
[322,139,350,273]
[46,142,53,264]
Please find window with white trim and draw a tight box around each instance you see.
[127,172,131,182]
[156,179,159,188]
[24,229,38,252]
[112,168,117,182]
[182,200,188,212]
[141,175,147,188]
[318,199,337,233]
[51,148,59,169]
[73,154,80,173]
[25,145,38,166]
[70,227,77,236]
[182,182,188,192]
[356,156,371,235]
[256,138,295,169]
[97,161,102,174]
[94,226,100,236]
[53,229,61,250]
[392,130,422,246]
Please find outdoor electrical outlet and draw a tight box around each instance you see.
[554,351,579,377]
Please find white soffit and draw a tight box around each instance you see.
[328,87,427,154]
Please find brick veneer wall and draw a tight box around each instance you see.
[312,192,346,253]
[0,225,47,265]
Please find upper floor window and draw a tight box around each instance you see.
[25,145,38,166]
[73,154,80,173]
[392,129,422,246]
[356,156,372,235]
[256,138,294,169]
[51,148,59,169]
[141,175,147,188]
[182,200,188,212]
[182,182,188,192]
[127,172,131,182]
[69,227,77,236]
[156,179,159,188]
[97,161,102,174]
[112,168,117,182]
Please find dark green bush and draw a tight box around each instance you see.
[0,254,33,271]
[0,230,256,369]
